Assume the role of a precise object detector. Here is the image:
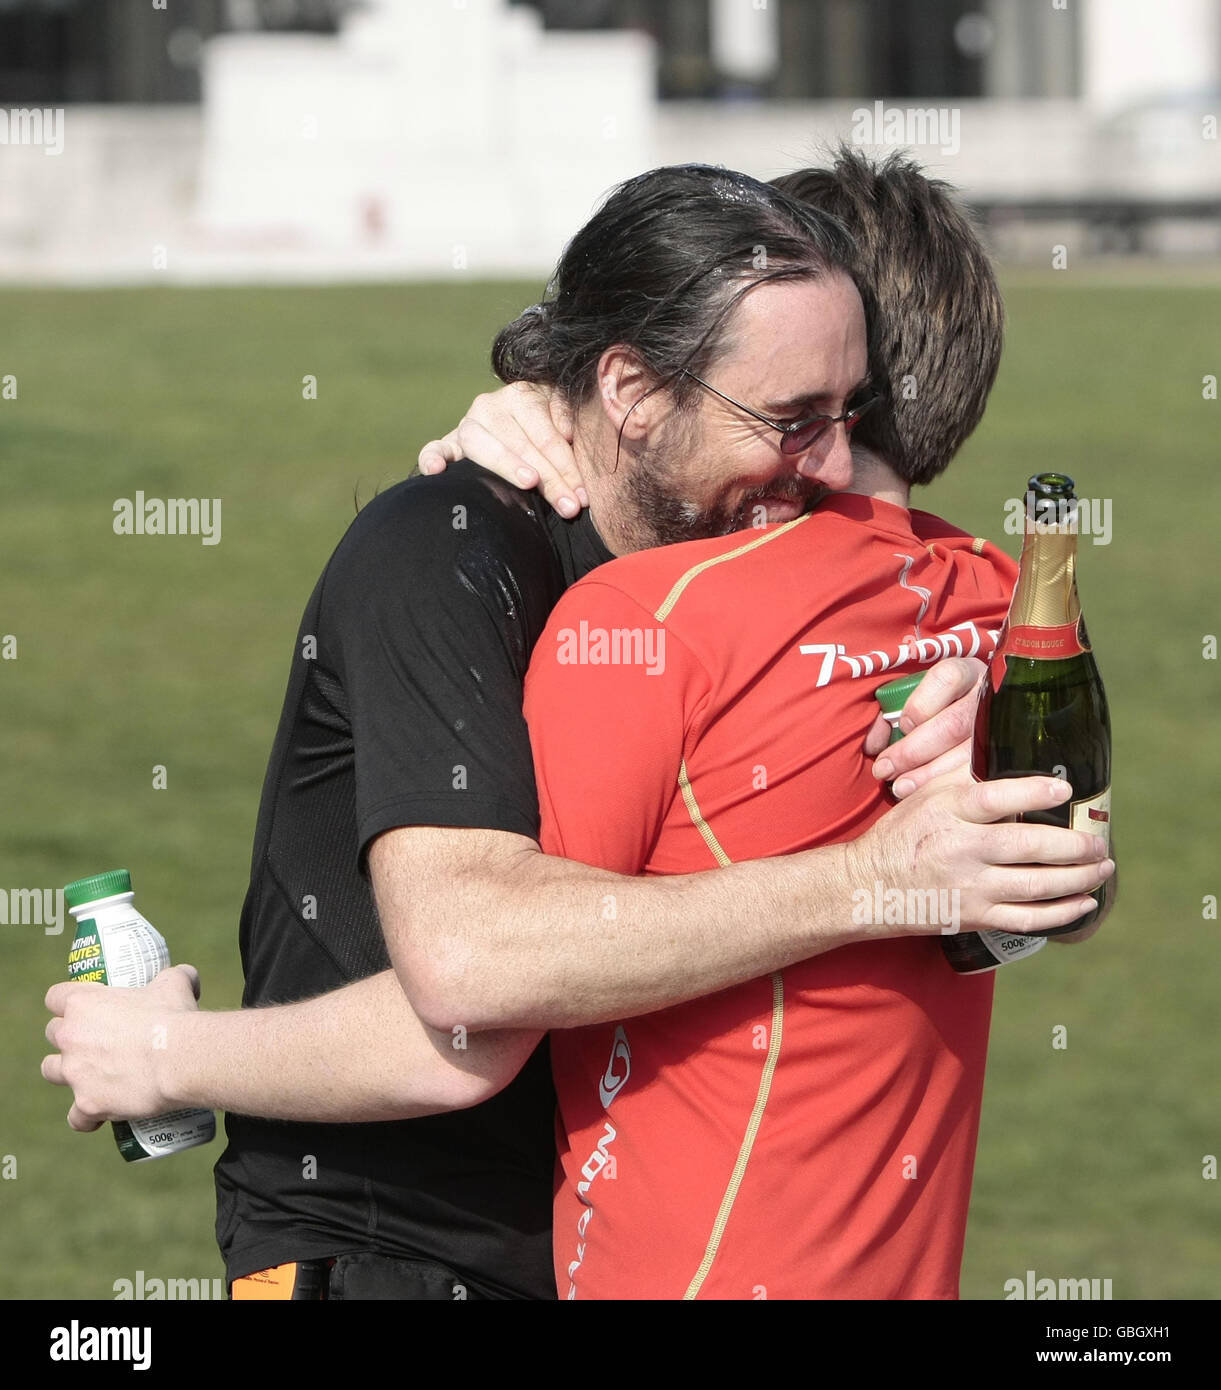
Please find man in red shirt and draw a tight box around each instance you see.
[526,493,1016,1299]
[513,150,1110,1298]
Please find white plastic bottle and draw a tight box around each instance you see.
[64,868,216,1162]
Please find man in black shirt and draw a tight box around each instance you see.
[43,163,1111,1300]
[217,463,613,1299]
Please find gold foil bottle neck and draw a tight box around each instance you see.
[1010,506,1081,629]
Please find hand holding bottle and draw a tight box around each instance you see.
[848,762,1115,943]
[50,870,214,1160]
[43,963,203,1134]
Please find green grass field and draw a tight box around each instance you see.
[1,278,1217,1300]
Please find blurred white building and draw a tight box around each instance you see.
[194,0,654,277]
[0,0,1217,283]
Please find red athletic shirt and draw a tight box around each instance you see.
[522,493,1019,1300]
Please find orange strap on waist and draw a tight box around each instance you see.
[231,1262,305,1300]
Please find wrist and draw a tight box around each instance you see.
[159,1008,211,1111]
[824,837,874,948]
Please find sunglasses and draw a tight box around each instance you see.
[681,370,881,456]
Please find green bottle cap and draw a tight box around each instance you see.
[875,672,926,744]
[64,869,133,910]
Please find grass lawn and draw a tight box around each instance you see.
[1,277,1217,1299]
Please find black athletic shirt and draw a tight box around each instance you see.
[213,461,614,1298]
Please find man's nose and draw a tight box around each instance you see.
[794,421,855,491]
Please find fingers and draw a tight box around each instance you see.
[45,980,74,1016]
[451,415,577,511]
[549,418,588,508]
[863,711,892,758]
[898,657,985,731]
[456,415,582,518]
[532,451,585,517]
[873,693,978,782]
[156,963,201,1002]
[541,392,586,505]
[976,895,1104,936]
[957,775,1077,826]
[985,815,1113,867]
[176,963,201,1001]
[67,1103,104,1134]
[417,430,463,475]
[44,979,103,1017]
[448,384,586,515]
[416,384,588,515]
[871,657,985,781]
[983,859,1115,902]
[890,740,971,798]
[42,1049,105,1131]
[548,391,575,444]
[504,427,581,518]
[496,382,582,498]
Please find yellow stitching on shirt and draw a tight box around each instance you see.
[684,971,786,1300]
[675,761,785,1299]
[654,513,810,623]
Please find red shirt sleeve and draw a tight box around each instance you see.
[909,510,1020,599]
[523,579,709,875]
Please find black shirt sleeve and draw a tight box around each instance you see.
[220,463,571,1294]
[318,465,565,862]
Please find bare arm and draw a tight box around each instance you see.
[372,770,1114,1035]
[43,966,541,1130]
[41,667,1112,1124]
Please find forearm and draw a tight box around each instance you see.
[387,836,868,1033]
[163,971,537,1122]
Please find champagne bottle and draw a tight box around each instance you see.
[876,672,1047,975]
[969,471,1112,947]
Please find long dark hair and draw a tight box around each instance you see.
[491,164,857,412]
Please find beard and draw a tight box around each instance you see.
[620,437,828,548]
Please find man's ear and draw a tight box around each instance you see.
[596,345,664,441]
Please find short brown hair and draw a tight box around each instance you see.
[773,147,1003,487]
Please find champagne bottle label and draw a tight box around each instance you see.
[1070,786,1111,851]
[1005,620,1089,660]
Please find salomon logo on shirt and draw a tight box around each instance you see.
[598,1026,631,1109]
